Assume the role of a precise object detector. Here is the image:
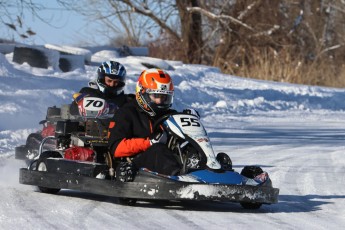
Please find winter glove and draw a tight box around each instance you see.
[150,131,168,145]
[183,108,200,118]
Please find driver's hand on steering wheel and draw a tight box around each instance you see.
[149,131,168,145]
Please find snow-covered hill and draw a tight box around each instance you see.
[1,44,345,229]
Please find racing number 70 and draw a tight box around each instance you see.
[180,117,200,127]
[85,99,104,108]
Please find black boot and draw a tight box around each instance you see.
[116,161,137,182]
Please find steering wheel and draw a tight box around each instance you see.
[151,112,179,133]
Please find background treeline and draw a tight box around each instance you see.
[2,0,345,87]
[144,0,345,88]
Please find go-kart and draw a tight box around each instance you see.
[15,98,111,163]
[19,97,279,209]
[15,105,62,162]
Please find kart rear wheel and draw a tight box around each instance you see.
[37,151,62,194]
[22,133,43,159]
[240,165,264,209]
[118,198,137,206]
[15,145,29,160]
[26,133,43,149]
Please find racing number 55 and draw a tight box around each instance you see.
[180,117,200,127]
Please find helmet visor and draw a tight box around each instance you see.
[104,76,125,88]
[144,90,174,107]
[105,74,125,81]
[149,93,173,106]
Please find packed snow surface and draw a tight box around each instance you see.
[1,45,345,229]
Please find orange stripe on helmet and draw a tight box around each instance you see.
[142,69,172,86]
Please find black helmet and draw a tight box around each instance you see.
[96,61,126,96]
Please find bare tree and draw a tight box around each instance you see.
[0,0,46,41]
[57,0,150,46]
[5,0,345,86]
[114,0,203,63]
[176,0,203,63]
[57,0,203,63]
[183,1,345,77]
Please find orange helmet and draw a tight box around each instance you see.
[136,69,174,116]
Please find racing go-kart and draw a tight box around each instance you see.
[18,97,279,209]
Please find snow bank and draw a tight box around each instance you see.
[91,50,120,64]
[45,44,93,63]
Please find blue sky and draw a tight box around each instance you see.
[1,0,102,46]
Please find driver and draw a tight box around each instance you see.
[72,61,134,112]
[108,69,180,180]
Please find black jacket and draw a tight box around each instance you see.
[78,87,132,107]
[108,99,175,158]
[70,86,134,115]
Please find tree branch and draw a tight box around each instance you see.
[237,0,262,20]
[250,25,280,38]
[186,6,255,31]
[120,0,181,41]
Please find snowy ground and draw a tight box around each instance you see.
[1,45,345,229]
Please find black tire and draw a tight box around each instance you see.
[13,46,49,68]
[14,133,43,160]
[118,198,137,206]
[240,165,263,179]
[59,57,71,72]
[240,165,264,209]
[141,62,160,69]
[141,62,174,71]
[15,145,29,159]
[23,133,43,159]
[26,133,43,149]
[118,45,132,56]
[46,106,61,118]
[240,202,262,209]
[36,151,62,194]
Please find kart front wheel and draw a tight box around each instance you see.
[240,165,264,209]
[36,151,62,194]
[118,198,137,206]
[240,202,262,209]
[240,165,263,179]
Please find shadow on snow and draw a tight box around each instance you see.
[42,190,345,214]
